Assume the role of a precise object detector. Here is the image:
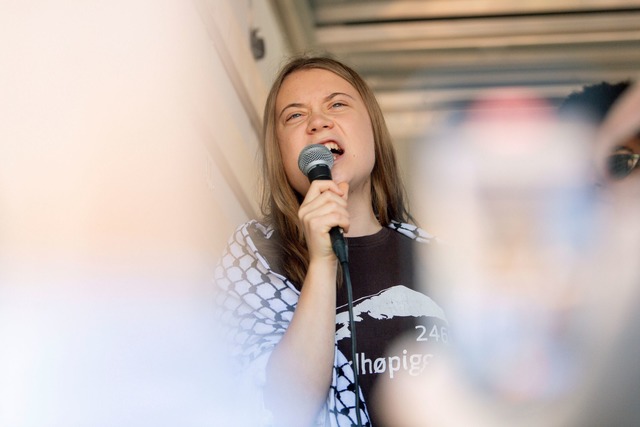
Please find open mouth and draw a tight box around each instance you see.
[322,141,344,159]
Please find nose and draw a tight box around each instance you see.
[307,112,333,133]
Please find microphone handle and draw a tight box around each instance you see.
[329,226,348,264]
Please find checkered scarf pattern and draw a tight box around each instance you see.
[215,220,433,426]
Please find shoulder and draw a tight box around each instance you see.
[387,221,436,244]
[231,219,274,239]
[222,219,277,269]
[228,219,276,246]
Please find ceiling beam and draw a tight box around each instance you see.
[315,12,640,51]
[364,70,640,93]
[375,84,581,111]
[315,0,640,24]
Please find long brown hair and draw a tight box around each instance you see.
[259,55,413,289]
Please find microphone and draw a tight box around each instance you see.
[299,144,360,426]
[298,144,348,263]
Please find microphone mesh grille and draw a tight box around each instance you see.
[298,144,334,176]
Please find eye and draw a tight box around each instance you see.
[285,112,303,122]
[607,146,640,179]
[331,101,346,109]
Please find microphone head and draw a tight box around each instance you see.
[298,144,334,177]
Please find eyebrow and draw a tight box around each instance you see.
[278,92,356,120]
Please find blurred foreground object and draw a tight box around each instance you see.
[0,1,257,426]
[377,88,640,427]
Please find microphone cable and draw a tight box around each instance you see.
[340,255,363,427]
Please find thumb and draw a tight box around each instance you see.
[337,182,349,200]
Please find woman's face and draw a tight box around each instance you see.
[274,68,375,197]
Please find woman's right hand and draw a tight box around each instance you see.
[298,180,350,262]
[265,180,350,427]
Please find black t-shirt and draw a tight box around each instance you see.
[336,227,448,426]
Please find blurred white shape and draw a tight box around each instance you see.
[0,0,261,426]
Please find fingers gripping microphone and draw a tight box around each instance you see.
[298,144,348,263]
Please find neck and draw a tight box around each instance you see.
[344,188,382,237]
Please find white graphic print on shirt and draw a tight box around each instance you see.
[336,285,448,379]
